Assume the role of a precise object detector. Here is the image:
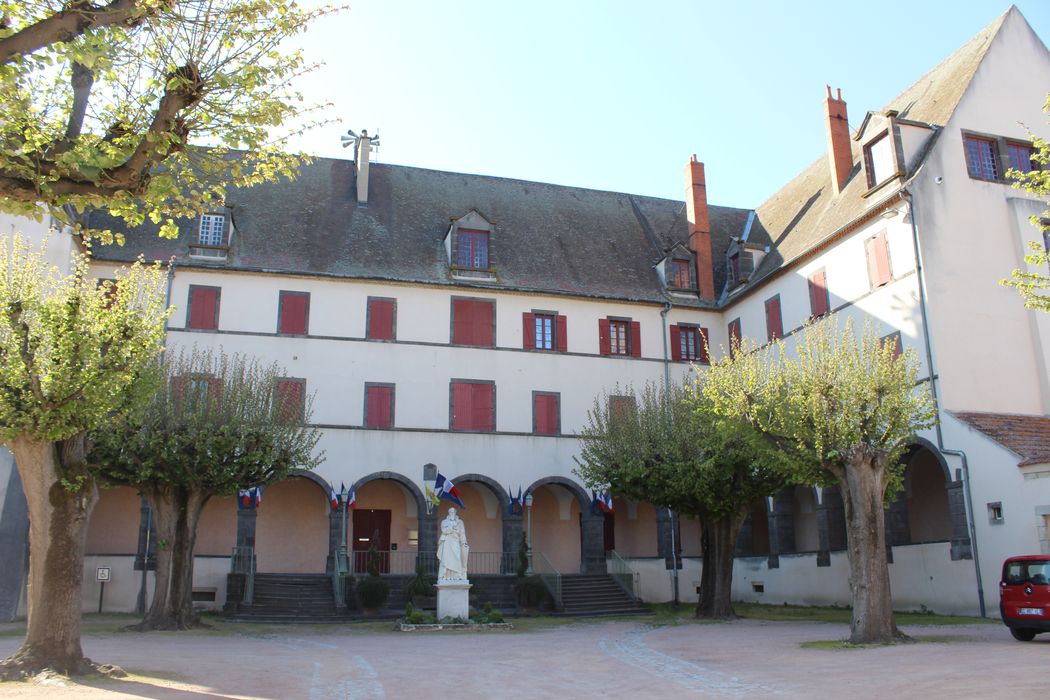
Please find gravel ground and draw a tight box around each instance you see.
[0,617,1043,699]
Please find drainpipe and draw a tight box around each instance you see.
[899,188,986,617]
[659,302,672,392]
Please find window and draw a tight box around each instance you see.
[451,298,495,347]
[727,317,741,356]
[963,135,999,180]
[523,311,567,352]
[670,259,691,288]
[278,291,310,335]
[987,502,1004,525]
[187,285,220,330]
[533,392,560,435]
[608,395,636,422]
[172,374,222,411]
[366,297,396,341]
[450,380,494,432]
[364,383,394,429]
[198,214,226,246]
[670,325,709,363]
[455,229,489,270]
[1007,141,1039,175]
[274,378,305,422]
[865,232,892,288]
[808,268,829,318]
[598,318,640,357]
[863,131,896,189]
[729,253,742,286]
[764,295,782,342]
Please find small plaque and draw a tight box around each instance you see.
[96,567,111,582]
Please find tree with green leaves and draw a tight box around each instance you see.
[0,234,169,678]
[0,0,339,241]
[703,319,937,644]
[90,350,322,631]
[576,381,789,619]
[1001,94,1050,312]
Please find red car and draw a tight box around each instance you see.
[1000,555,1050,641]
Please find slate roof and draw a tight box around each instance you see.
[740,9,1010,290]
[91,160,750,307]
[952,412,1050,466]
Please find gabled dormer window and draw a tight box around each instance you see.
[446,210,496,281]
[190,211,232,261]
[456,229,489,269]
[671,259,691,288]
[863,131,896,189]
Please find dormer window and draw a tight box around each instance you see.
[190,211,232,261]
[456,229,489,269]
[671,259,691,288]
[863,131,896,189]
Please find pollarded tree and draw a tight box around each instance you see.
[0,0,339,241]
[575,381,790,619]
[0,234,169,678]
[703,318,936,644]
[1001,94,1050,312]
[90,350,322,630]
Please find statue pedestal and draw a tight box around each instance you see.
[436,580,471,621]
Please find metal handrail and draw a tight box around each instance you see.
[332,545,348,608]
[349,550,516,576]
[608,550,639,602]
[231,546,255,605]
[532,551,562,609]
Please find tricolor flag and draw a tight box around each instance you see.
[600,491,614,513]
[346,485,356,511]
[238,486,263,510]
[253,486,263,507]
[330,486,341,511]
[506,485,522,516]
[434,473,466,509]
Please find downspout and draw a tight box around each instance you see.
[659,301,679,604]
[659,301,672,392]
[900,188,986,617]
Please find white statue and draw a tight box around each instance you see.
[436,507,469,581]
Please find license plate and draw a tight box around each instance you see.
[1019,607,1043,616]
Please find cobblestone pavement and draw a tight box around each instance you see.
[0,618,1044,699]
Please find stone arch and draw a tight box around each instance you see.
[451,474,513,571]
[524,476,604,574]
[898,442,953,544]
[351,471,434,567]
[352,470,427,515]
[525,475,590,511]
[254,473,331,573]
[450,473,509,506]
[907,437,952,482]
[286,468,334,497]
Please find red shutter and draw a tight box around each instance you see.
[534,395,547,434]
[474,301,494,347]
[207,377,223,413]
[473,383,493,431]
[522,312,535,350]
[556,314,568,353]
[547,395,559,434]
[452,299,472,345]
[865,237,880,288]
[368,299,395,340]
[279,292,309,334]
[598,319,611,355]
[170,376,187,406]
[698,327,710,364]
[189,287,218,330]
[366,386,392,428]
[535,394,558,435]
[630,321,641,358]
[276,380,304,422]
[809,270,828,317]
[765,296,782,341]
[873,233,891,286]
[452,382,472,430]
[669,325,682,361]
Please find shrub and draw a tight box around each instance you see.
[405,562,435,599]
[515,574,548,609]
[357,574,389,610]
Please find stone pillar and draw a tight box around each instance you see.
[418,509,438,557]
[815,489,831,567]
[765,495,781,569]
[823,488,848,552]
[886,491,911,546]
[735,515,754,556]
[0,454,28,622]
[768,489,797,570]
[947,473,973,561]
[236,508,257,548]
[325,507,346,574]
[656,508,683,569]
[501,511,523,574]
[580,511,606,574]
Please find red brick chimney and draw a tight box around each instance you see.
[824,86,852,193]
[685,155,715,300]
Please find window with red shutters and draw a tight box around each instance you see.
[274,378,306,423]
[765,295,783,342]
[599,318,639,357]
[451,298,494,347]
[278,291,310,335]
[533,392,560,435]
[364,383,394,428]
[523,311,568,352]
[172,374,222,412]
[865,232,892,288]
[366,297,396,340]
[808,269,829,318]
[728,318,742,356]
[187,285,220,330]
[669,324,709,363]
[450,380,495,432]
[608,395,636,423]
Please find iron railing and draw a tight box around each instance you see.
[350,550,516,576]
[532,551,562,608]
[608,550,639,602]
[230,546,255,605]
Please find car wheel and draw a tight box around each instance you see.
[1010,628,1037,642]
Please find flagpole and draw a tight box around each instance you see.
[525,493,534,573]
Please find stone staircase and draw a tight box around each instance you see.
[555,574,650,616]
[226,573,350,623]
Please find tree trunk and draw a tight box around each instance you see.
[139,486,177,630]
[1,437,98,677]
[695,512,745,619]
[169,490,209,629]
[839,447,903,644]
[138,487,209,630]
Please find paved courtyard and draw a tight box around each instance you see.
[0,616,1043,699]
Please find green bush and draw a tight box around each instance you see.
[357,574,389,610]
[405,562,435,599]
[515,574,548,608]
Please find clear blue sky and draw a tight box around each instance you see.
[284,1,1050,210]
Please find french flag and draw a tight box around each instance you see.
[600,491,613,513]
[347,485,356,511]
[329,486,341,511]
[434,473,466,509]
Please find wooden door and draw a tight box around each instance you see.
[352,509,391,573]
